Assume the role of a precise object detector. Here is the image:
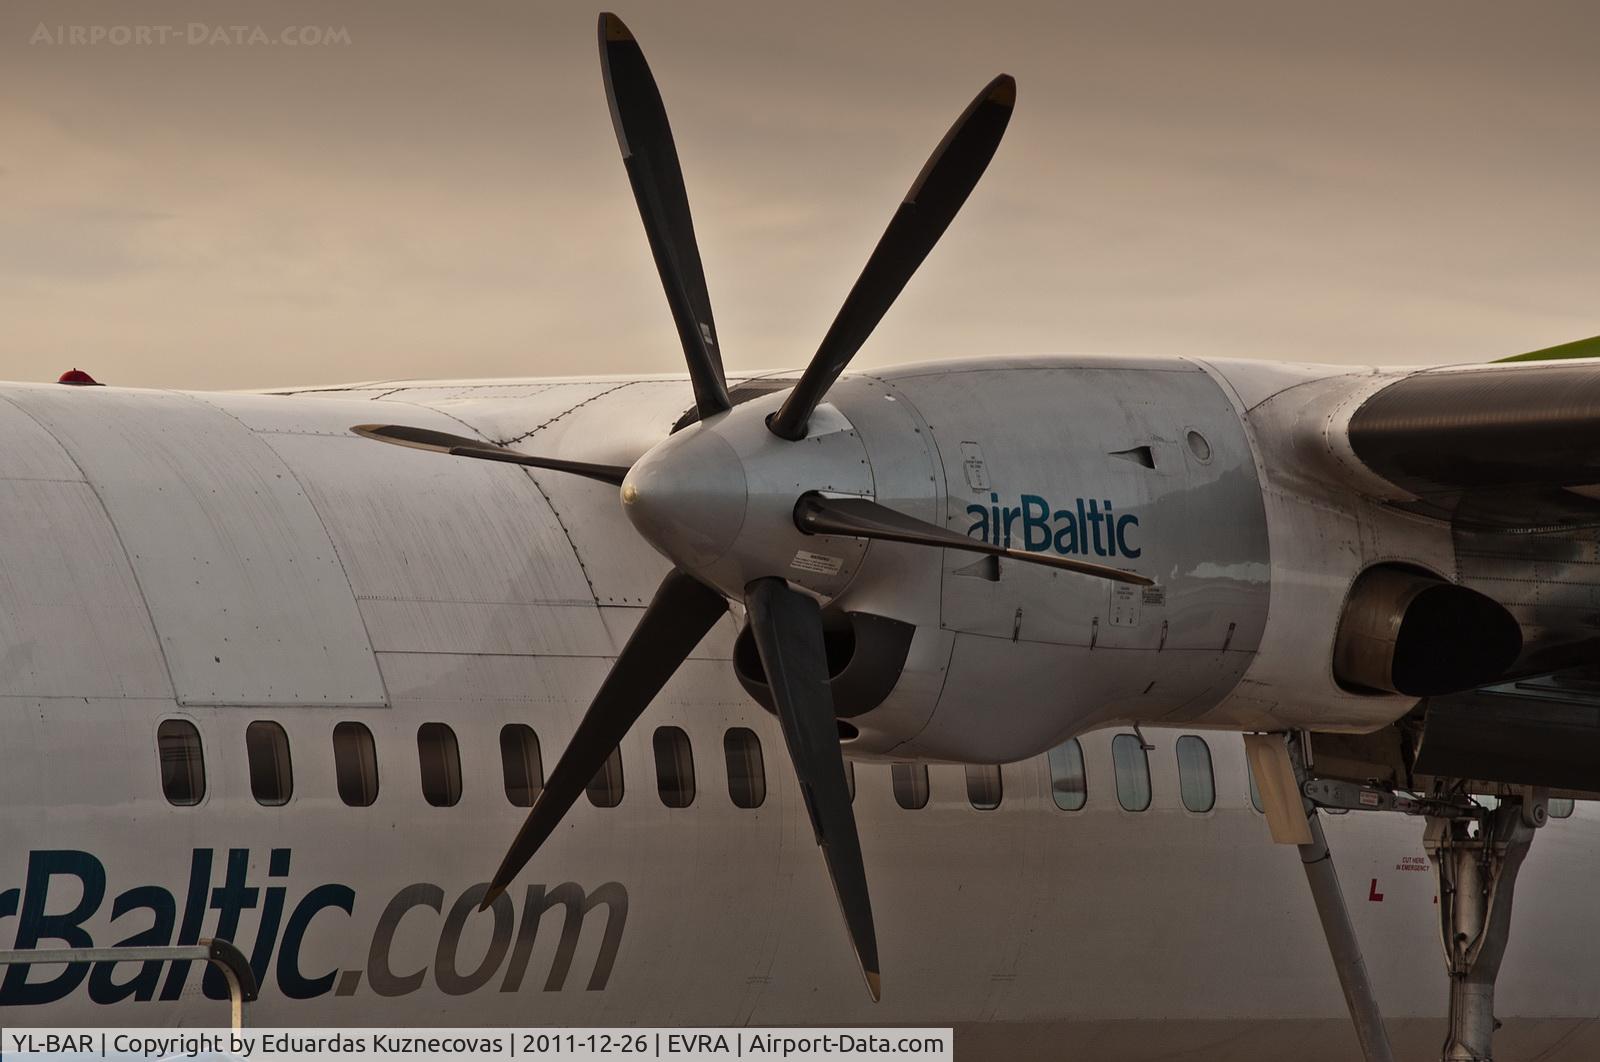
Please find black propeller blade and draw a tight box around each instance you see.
[352,424,631,486]
[356,17,1033,1004]
[600,12,731,421]
[745,577,880,1001]
[480,568,727,909]
[767,74,1016,441]
[795,493,1154,586]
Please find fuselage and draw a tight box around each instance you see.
[0,354,1589,1060]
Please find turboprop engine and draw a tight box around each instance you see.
[351,11,1149,1003]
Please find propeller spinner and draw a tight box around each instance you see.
[354,11,1149,1002]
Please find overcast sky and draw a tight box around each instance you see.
[1,0,1597,390]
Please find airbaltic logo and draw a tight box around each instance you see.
[966,493,1141,558]
[0,850,627,1006]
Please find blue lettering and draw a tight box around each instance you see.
[965,504,990,543]
[1085,499,1106,556]
[203,849,260,1000]
[1052,510,1078,554]
[1001,505,1021,548]
[87,886,177,1004]
[1116,514,1141,558]
[278,883,355,999]
[1021,495,1051,551]
[159,848,212,1000]
[249,849,291,991]
[0,850,106,1005]
[963,493,1143,564]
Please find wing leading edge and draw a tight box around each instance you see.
[1346,359,1600,527]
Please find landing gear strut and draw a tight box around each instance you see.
[1250,732,1545,1062]
[1425,800,1541,1062]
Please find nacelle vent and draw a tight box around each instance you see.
[734,610,914,721]
[1332,565,1522,697]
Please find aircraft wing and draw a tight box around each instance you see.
[1342,348,1600,527]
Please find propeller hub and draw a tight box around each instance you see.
[623,397,873,601]
[621,423,749,571]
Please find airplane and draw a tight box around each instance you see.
[4,10,1600,1061]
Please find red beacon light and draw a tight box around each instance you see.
[57,368,103,386]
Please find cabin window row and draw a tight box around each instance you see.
[889,733,1216,814]
[160,721,1574,819]
[156,718,774,811]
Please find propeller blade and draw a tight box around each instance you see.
[745,577,880,1002]
[352,424,631,486]
[599,12,731,421]
[481,568,727,908]
[768,74,1016,440]
[795,493,1154,586]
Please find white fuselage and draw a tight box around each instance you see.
[0,357,1590,1061]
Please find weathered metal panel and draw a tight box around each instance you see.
[598,605,741,662]
[413,381,639,445]
[868,363,1271,756]
[1454,525,1600,667]
[358,600,612,657]
[0,395,86,481]
[886,364,1270,654]
[216,391,622,661]
[471,381,706,607]
[263,432,594,608]
[6,387,385,706]
[0,479,172,699]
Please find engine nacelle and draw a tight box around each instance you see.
[733,611,916,734]
[1332,565,1522,697]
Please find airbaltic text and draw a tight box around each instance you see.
[0,850,626,1006]
[966,493,1140,558]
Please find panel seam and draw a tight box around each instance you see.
[0,391,182,702]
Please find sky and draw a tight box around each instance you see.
[1,0,1598,390]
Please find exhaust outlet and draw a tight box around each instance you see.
[1332,566,1522,697]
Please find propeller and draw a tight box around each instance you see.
[484,568,728,898]
[745,576,880,1000]
[351,11,1138,1002]
[351,424,630,485]
[767,74,1016,441]
[599,12,729,420]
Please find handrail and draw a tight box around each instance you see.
[0,938,257,1029]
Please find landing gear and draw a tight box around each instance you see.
[1249,732,1546,1062]
[1425,799,1541,1062]
[1274,732,1395,1062]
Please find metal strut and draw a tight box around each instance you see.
[1425,799,1540,1062]
[1282,732,1397,1062]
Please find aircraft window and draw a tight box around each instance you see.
[500,724,543,808]
[1175,735,1215,813]
[586,747,625,808]
[891,763,930,810]
[724,728,767,809]
[966,764,1003,810]
[1550,797,1575,819]
[654,726,696,808]
[1248,761,1264,813]
[1047,739,1088,811]
[157,719,206,806]
[333,722,379,807]
[417,722,462,807]
[245,721,293,807]
[1111,733,1152,812]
